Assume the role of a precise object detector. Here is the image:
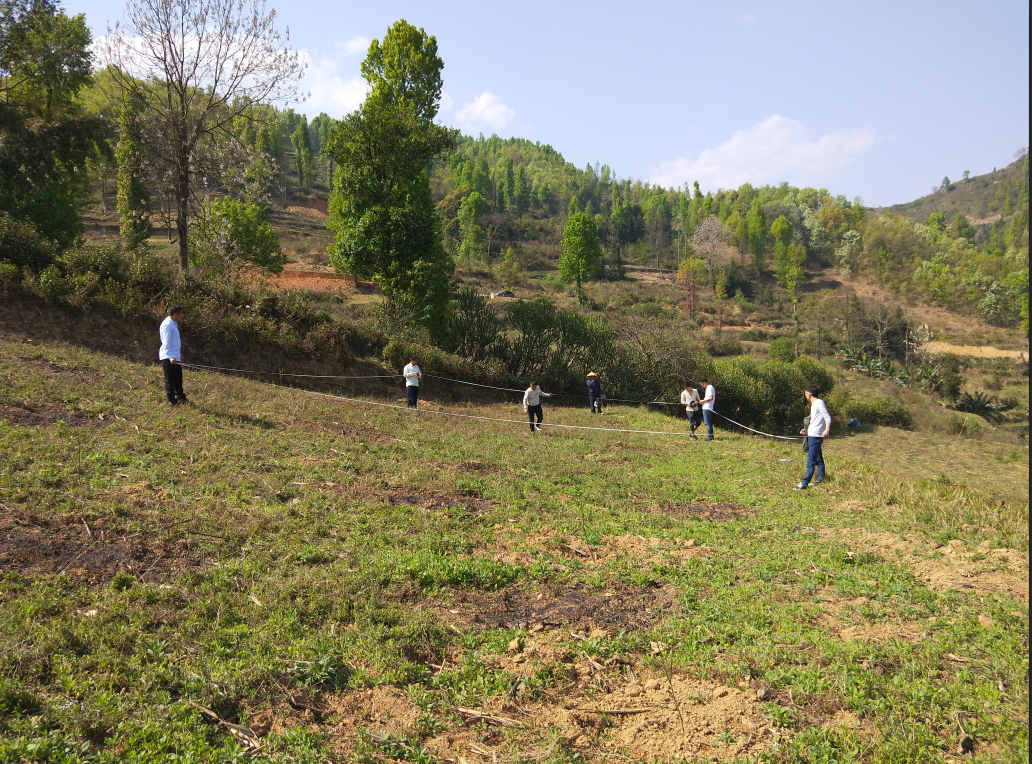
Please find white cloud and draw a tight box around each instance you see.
[337,35,370,57]
[299,49,368,118]
[648,115,875,190]
[438,90,455,112]
[456,92,515,131]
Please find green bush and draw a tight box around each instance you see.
[833,395,913,429]
[703,331,743,357]
[36,265,71,302]
[793,355,835,395]
[0,261,22,292]
[768,336,796,363]
[0,213,58,271]
[711,356,811,432]
[383,339,509,388]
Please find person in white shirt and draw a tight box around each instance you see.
[795,384,831,489]
[403,356,422,408]
[681,382,702,440]
[158,306,187,405]
[698,377,716,441]
[522,381,552,433]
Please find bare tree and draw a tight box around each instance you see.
[690,215,730,289]
[103,0,305,271]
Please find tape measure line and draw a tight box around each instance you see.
[182,362,806,442]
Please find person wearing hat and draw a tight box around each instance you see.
[586,372,603,414]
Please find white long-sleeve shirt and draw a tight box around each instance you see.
[403,363,421,387]
[523,387,550,408]
[807,397,832,437]
[158,316,181,362]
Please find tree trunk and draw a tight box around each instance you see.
[177,164,190,272]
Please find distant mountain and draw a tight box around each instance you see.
[870,155,1028,225]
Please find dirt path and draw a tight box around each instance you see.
[922,341,1027,360]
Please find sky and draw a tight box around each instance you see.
[70,0,1029,206]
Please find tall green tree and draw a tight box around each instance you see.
[326,20,457,326]
[771,214,793,266]
[513,164,529,216]
[457,191,486,273]
[360,20,443,121]
[115,95,151,249]
[0,0,108,247]
[291,116,314,190]
[747,198,767,271]
[560,212,602,291]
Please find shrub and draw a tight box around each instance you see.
[768,336,796,363]
[833,395,913,429]
[0,213,58,271]
[704,331,743,357]
[954,391,1004,421]
[711,356,809,432]
[36,265,71,303]
[793,355,835,395]
[192,198,285,275]
[383,339,509,388]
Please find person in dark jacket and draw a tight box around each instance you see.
[586,372,603,414]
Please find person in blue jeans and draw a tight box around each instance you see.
[795,385,831,489]
[698,377,716,440]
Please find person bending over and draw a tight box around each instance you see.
[158,306,187,405]
[681,382,701,440]
[795,385,831,489]
[587,372,603,414]
[403,356,422,408]
[523,381,552,433]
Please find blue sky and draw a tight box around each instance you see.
[72,0,1029,206]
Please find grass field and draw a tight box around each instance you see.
[0,338,1028,763]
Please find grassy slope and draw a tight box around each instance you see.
[870,157,1026,225]
[0,338,1027,763]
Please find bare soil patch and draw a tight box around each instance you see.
[655,501,754,522]
[490,528,710,569]
[442,582,682,633]
[422,672,778,762]
[1,402,105,428]
[824,529,1029,604]
[0,508,209,585]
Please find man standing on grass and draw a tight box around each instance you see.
[681,382,701,440]
[699,377,716,441]
[587,372,603,414]
[403,356,422,408]
[795,384,831,490]
[523,381,552,433]
[158,306,187,405]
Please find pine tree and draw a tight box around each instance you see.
[513,165,529,215]
[116,98,151,249]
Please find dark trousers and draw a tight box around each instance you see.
[689,409,701,431]
[589,396,602,413]
[802,436,825,485]
[702,409,714,437]
[162,359,185,403]
[406,385,419,408]
[527,404,543,431]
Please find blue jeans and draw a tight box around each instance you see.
[702,409,714,437]
[802,436,825,485]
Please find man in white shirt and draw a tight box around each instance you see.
[795,384,831,489]
[699,377,716,441]
[681,382,701,440]
[158,306,187,405]
[403,356,421,408]
[522,381,552,433]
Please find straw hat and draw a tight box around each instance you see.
[587,372,598,377]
